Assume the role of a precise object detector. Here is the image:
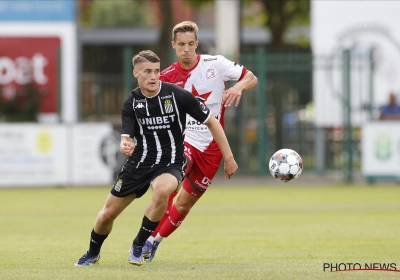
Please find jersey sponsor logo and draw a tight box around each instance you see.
[194,176,212,190]
[163,67,175,75]
[201,177,212,186]
[114,179,123,192]
[175,81,183,85]
[186,114,219,131]
[160,95,172,99]
[184,146,193,162]
[184,146,192,155]
[135,103,145,109]
[206,68,215,79]
[164,99,173,113]
[138,115,176,125]
[203,57,217,62]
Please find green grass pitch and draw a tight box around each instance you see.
[1,183,400,280]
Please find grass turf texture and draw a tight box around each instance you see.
[0,184,400,280]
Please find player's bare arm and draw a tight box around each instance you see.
[204,115,238,179]
[120,136,135,156]
[222,70,258,107]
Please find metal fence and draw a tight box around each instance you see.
[79,46,364,177]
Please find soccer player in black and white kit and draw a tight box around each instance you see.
[75,50,238,266]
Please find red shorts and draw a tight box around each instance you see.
[182,142,222,198]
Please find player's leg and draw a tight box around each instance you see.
[129,169,181,265]
[146,170,205,262]
[143,147,193,258]
[145,172,180,221]
[150,149,193,238]
[149,185,179,237]
[142,184,179,259]
[147,148,222,262]
[75,193,136,266]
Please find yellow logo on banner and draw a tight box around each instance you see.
[36,131,52,153]
[374,133,391,161]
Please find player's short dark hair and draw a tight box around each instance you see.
[172,21,198,41]
[132,50,160,67]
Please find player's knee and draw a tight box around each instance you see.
[175,203,191,215]
[153,186,172,202]
[98,208,118,223]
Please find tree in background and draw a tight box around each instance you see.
[259,0,310,50]
[81,0,153,28]
[151,0,174,70]
[241,0,311,151]
[259,0,310,151]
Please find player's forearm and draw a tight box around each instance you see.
[235,70,258,92]
[206,117,234,161]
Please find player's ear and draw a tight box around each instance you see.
[171,41,176,49]
[133,70,138,78]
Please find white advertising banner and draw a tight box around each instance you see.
[362,122,400,179]
[312,1,400,126]
[0,123,118,187]
[70,124,115,185]
[0,124,68,186]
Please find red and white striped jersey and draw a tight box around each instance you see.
[160,54,247,153]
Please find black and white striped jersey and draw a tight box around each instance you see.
[121,81,211,168]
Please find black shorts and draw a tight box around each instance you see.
[110,161,184,198]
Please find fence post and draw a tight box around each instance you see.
[123,46,133,96]
[256,46,267,176]
[342,49,353,183]
[368,48,374,120]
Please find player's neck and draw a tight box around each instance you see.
[179,55,198,70]
[140,81,160,98]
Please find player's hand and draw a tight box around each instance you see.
[120,141,135,156]
[222,85,242,107]
[224,157,238,179]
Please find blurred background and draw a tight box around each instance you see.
[1,0,400,187]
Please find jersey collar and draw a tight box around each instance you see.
[178,54,201,73]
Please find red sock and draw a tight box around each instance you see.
[151,190,178,237]
[159,205,187,238]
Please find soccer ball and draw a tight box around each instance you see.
[269,149,303,182]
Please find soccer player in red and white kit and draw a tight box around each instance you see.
[143,21,258,261]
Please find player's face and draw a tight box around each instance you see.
[133,61,160,96]
[172,32,198,67]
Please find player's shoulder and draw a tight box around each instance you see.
[200,54,227,63]
[160,62,180,77]
[128,87,141,98]
[125,88,139,101]
[161,81,186,93]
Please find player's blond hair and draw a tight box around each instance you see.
[172,21,198,41]
[132,50,160,67]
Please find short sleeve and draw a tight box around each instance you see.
[216,55,247,82]
[177,87,211,124]
[121,97,135,137]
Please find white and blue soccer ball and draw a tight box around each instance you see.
[269,148,303,182]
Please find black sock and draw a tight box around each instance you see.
[133,216,159,246]
[89,228,108,255]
